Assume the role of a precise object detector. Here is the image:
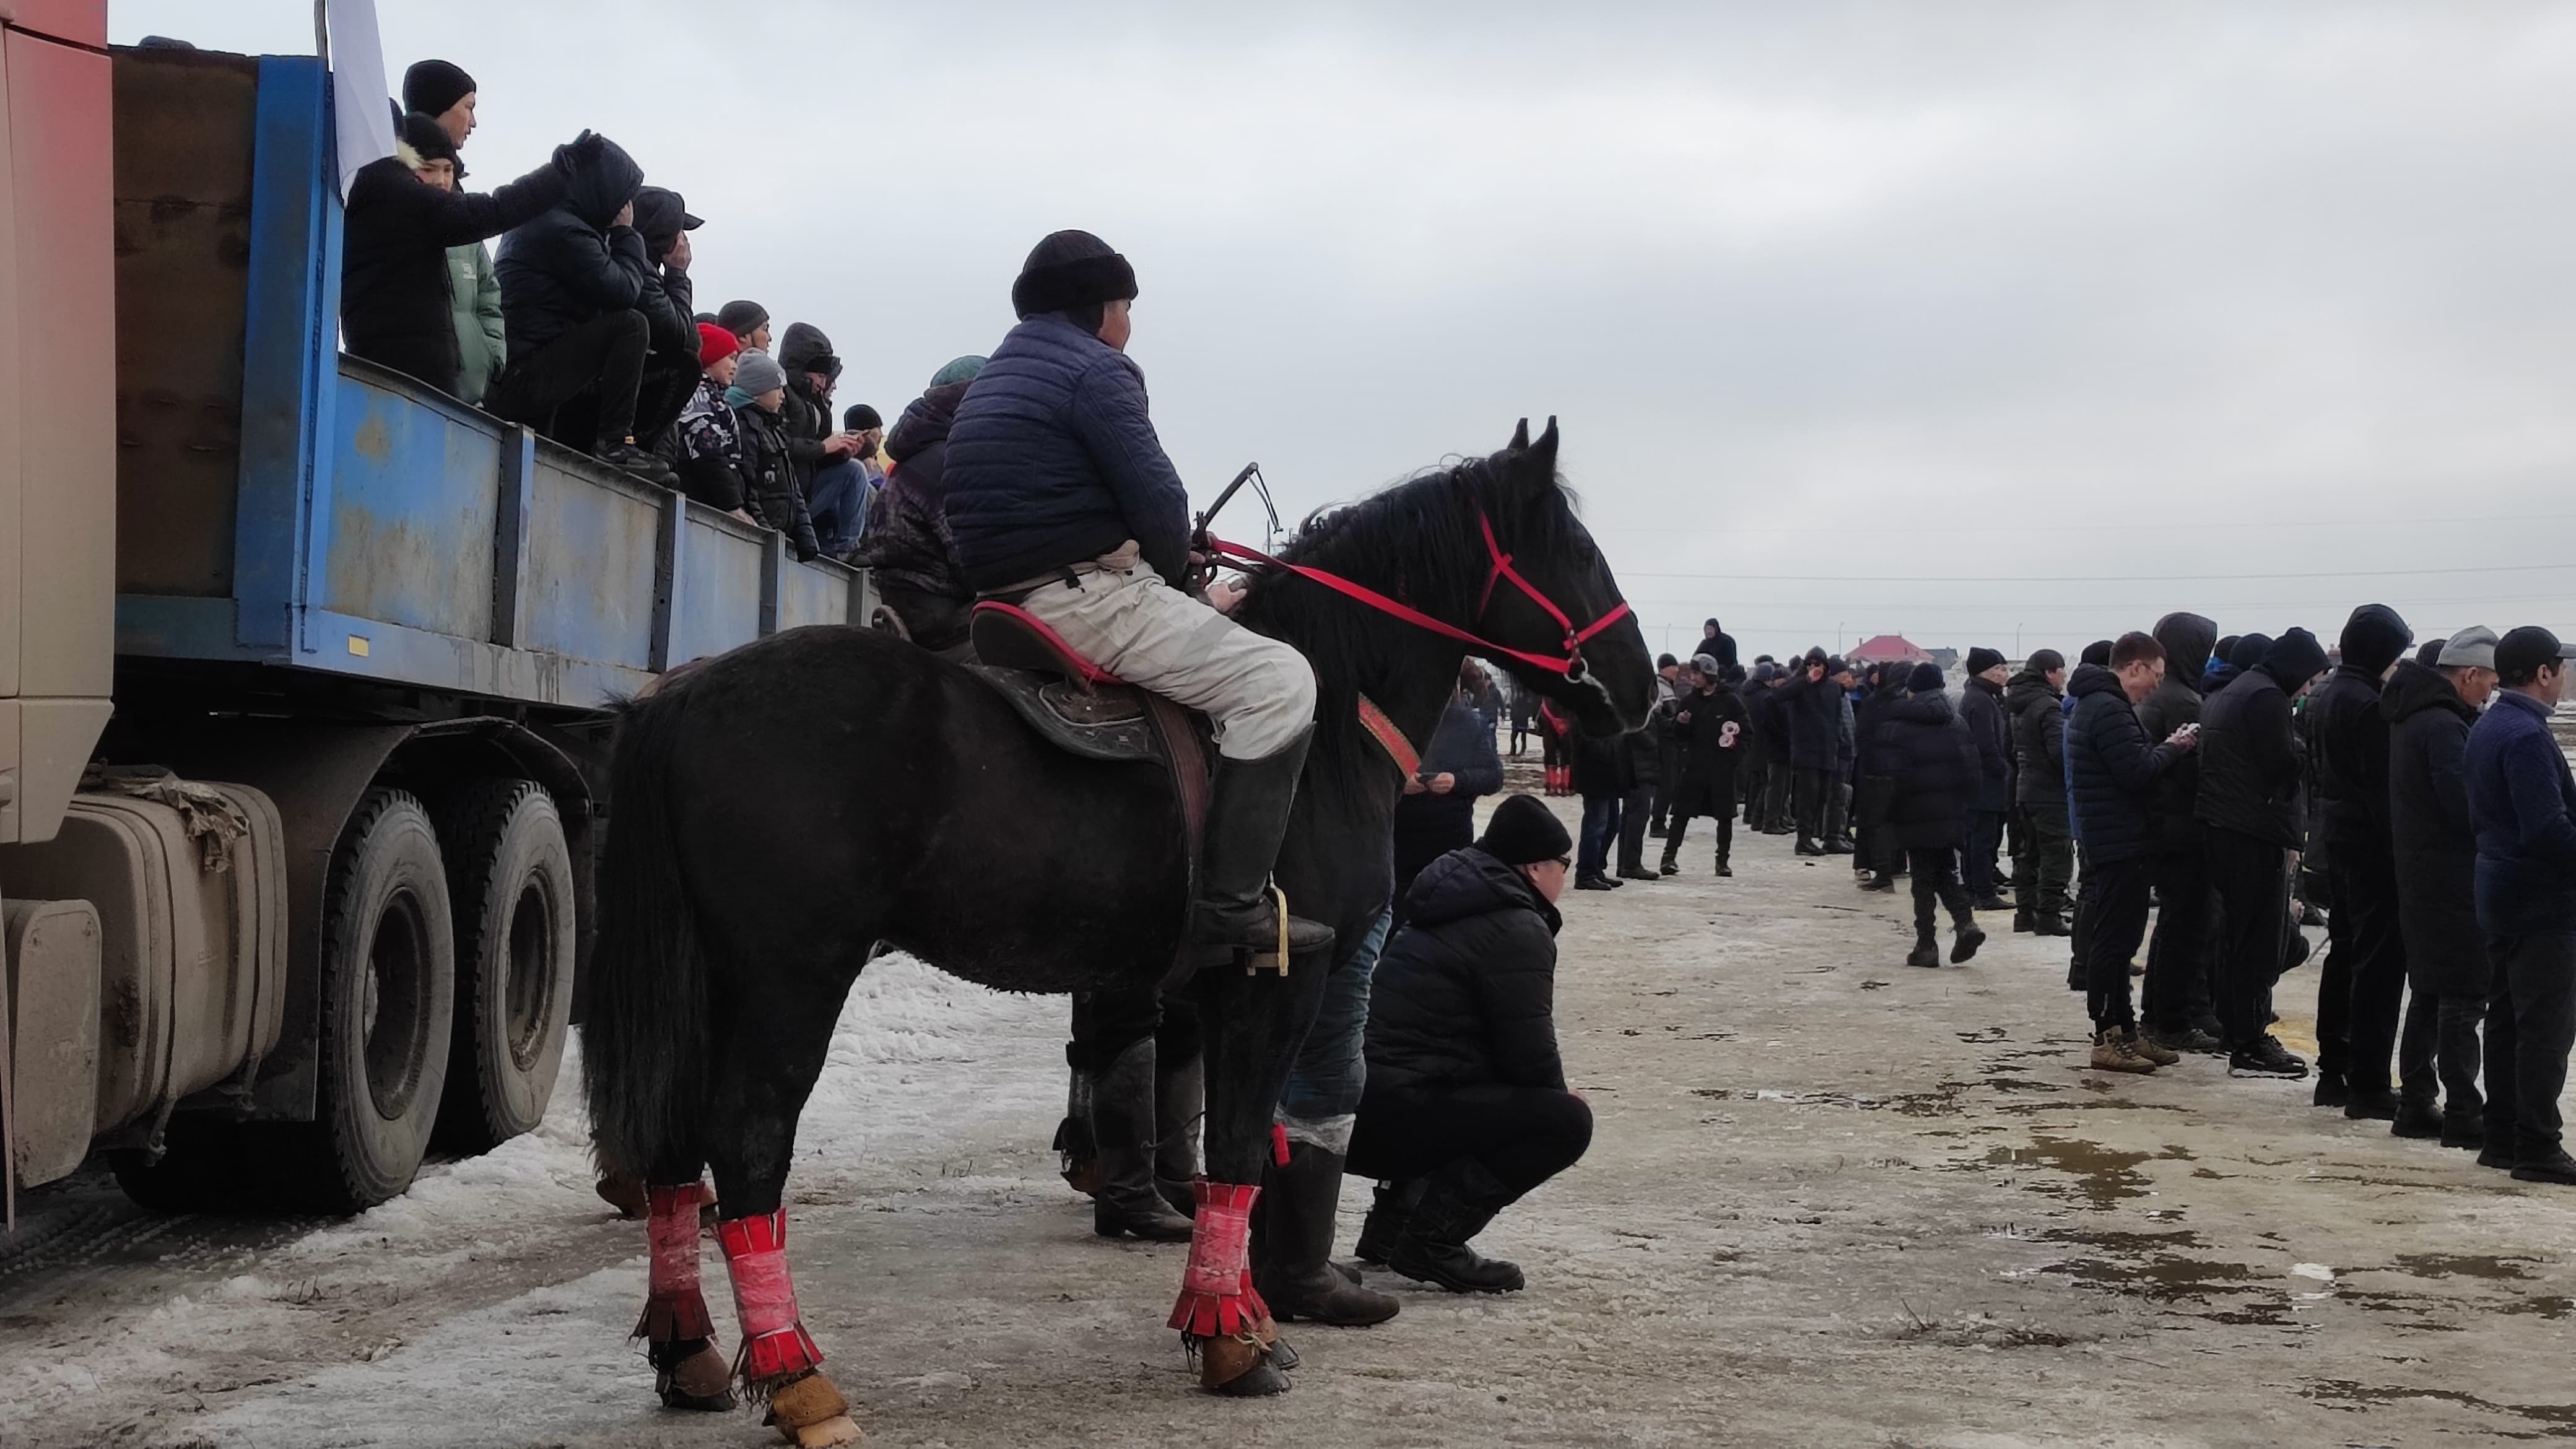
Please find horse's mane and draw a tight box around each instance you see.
[1233,450,1584,798]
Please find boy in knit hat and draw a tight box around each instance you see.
[724,350,819,559]
[675,323,750,518]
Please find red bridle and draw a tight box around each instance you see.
[1204,511,1632,678]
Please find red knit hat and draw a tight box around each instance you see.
[697,321,740,368]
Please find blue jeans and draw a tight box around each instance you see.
[1578,795,1621,877]
[804,459,874,555]
[1279,909,1390,1152]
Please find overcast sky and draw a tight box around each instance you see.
[113,1,2576,663]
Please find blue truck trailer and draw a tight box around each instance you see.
[0,17,869,1216]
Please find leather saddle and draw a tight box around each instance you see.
[964,601,1216,871]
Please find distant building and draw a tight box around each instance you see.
[1849,633,1932,665]
[1927,647,1960,671]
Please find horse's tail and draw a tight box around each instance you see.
[582,685,708,1181]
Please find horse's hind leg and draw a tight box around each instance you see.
[702,970,866,1448]
[638,1157,734,1412]
[1170,949,1334,1396]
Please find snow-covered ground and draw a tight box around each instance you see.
[7,799,2576,1448]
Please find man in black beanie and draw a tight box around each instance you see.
[2308,604,2416,1118]
[2198,627,2330,1079]
[1351,795,1587,1294]
[402,58,477,149]
[1960,646,2012,908]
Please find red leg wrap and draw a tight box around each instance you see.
[637,1183,716,1342]
[717,1208,824,1382]
[1167,1181,1262,1337]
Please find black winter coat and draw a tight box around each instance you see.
[2136,614,2215,857]
[777,324,841,485]
[1744,679,1788,767]
[850,381,974,639]
[2310,664,2397,853]
[341,152,568,398]
[2006,671,2066,816]
[2196,668,2303,848]
[1878,689,1978,850]
[944,314,1193,592]
[1959,675,2011,813]
[1666,683,1748,820]
[1778,668,1842,771]
[2384,661,2484,994]
[1365,847,1565,1097]
[733,401,820,560]
[2065,664,2180,865]
[1570,730,1628,799]
[494,138,648,359]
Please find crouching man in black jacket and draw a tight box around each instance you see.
[1349,796,1591,1294]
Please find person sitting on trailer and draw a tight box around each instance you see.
[487,133,676,485]
[339,113,595,409]
[629,186,703,450]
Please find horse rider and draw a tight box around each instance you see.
[942,230,1333,957]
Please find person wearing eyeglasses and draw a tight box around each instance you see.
[1348,795,1589,1295]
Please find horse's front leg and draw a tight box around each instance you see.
[705,1003,865,1447]
[1175,946,1335,1395]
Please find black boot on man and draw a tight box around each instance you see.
[1194,727,1336,957]
[1087,1038,1194,1242]
[1385,1160,1526,1294]
[1906,930,1941,969]
[1355,1178,1425,1265]
[1254,1142,1401,1325]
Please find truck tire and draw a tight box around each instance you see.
[302,788,456,1211]
[432,779,576,1152]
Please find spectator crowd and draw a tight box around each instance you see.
[339,58,924,570]
[1505,609,2576,1190]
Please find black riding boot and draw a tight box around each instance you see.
[1354,1177,1425,1264]
[1154,1048,1203,1219]
[1090,1038,1194,1241]
[1193,728,1336,955]
[1385,1159,1525,1293]
[1253,1142,1400,1324]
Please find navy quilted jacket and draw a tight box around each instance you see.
[2066,663,2181,865]
[942,315,1193,591]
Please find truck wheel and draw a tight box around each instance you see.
[303,788,456,1211]
[432,779,576,1152]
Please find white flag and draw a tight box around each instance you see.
[325,0,396,199]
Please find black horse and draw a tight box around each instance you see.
[582,419,1649,1445]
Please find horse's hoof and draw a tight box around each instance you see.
[651,1339,735,1412]
[1265,1333,1299,1373]
[596,1171,648,1219]
[765,1371,861,1446]
[1196,1334,1290,1397]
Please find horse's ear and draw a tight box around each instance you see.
[1528,416,1560,479]
[1508,418,1530,453]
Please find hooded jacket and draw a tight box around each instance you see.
[1959,672,2011,812]
[1878,687,1978,850]
[775,322,842,482]
[848,380,975,633]
[2466,689,2576,937]
[2310,604,2414,852]
[342,146,568,398]
[731,397,821,560]
[1364,846,1565,1096]
[2136,612,2216,855]
[494,137,647,359]
[2382,660,2487,993]
[2005,668,2066,814]
[2196,639,2317,848]
[1780,663,1844,772]
[943,313,1193,591]
[2066,663,2181,865]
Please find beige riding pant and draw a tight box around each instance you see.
[1016,545,1316,760]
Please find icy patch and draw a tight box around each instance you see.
[2290,1262,2335,1282]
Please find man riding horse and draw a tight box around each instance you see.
[942,229,1336,960]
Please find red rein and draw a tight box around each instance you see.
[1206,510,1630,679]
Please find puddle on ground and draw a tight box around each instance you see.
[1980,1135,2154,1208]
[2303,1379,2576,1434]
[2390,1253,2541,1281]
